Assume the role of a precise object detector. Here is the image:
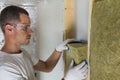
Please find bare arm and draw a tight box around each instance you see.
[33,50,62,72]
[33,39,74,72]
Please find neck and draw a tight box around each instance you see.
[1,41,21,54]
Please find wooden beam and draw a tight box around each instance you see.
[64,0,75,40]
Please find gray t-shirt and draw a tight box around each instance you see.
[0,49,39,80]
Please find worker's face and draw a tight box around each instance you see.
[15,13,32,45]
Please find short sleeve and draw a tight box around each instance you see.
[30,53,39,65]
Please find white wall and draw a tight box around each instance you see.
[75,0,89,40]
[35,0,89,80]
[35,0,65,80]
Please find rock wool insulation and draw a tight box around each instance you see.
[63,42,87,77]
[90,0,120,80]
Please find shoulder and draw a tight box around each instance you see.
[0,52,21,79]
[0,51,20,70]
[0,52,15,63]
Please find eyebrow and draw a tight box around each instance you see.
[20,23,31,26]
[21,23,30,25]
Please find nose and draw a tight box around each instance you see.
[27,28,33,35]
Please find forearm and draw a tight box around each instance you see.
[34,39,74,72]
[45,49,62,71]
[34,50,62,72]
[45,39,74,71]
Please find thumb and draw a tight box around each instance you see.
[63,39,76,45]
[74,60,87,70]
[68,60,74,69]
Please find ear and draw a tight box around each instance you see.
[5,24,14,32]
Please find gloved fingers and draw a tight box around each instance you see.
[80,64,88,73]
[72,70,88,80]
[68,60,74,69]
[63,39,76,45]
[59,46,68,51]
[81,73,88,79]
[56,39,77,52]
[83,68,88,76]
[75,64,88,76]
[74,61,86,70]
[63,46,69,50]
[19,77,26,80]
[81,69,88,79]
[76,67,88,80]
[56,45,68,52]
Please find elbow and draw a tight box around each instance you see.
[45,69,53,72]
[44,62,56,72]
[34,66,53,72]
[44,66,54,72]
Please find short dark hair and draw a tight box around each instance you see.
[0,5,29,33]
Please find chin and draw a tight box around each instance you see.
[26,41,30,45]
[22,41,30,45]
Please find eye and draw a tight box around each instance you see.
[22,27,27,31]
[22,25,30,32]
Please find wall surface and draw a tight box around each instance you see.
[35,0,65,80]
[35,0,89,80]
[75,0,89,40]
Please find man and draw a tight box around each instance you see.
[0,5,88,80]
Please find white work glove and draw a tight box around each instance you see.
[56,39,76,52]
[64,60,88,80]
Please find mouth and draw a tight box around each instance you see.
[27,37,31,40]
[27,36,31,40]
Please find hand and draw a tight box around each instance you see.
[55,39,76,52]
[64,60,88,80]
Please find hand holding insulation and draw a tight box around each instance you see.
[55,39,76,52]
[64,60,88,80]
